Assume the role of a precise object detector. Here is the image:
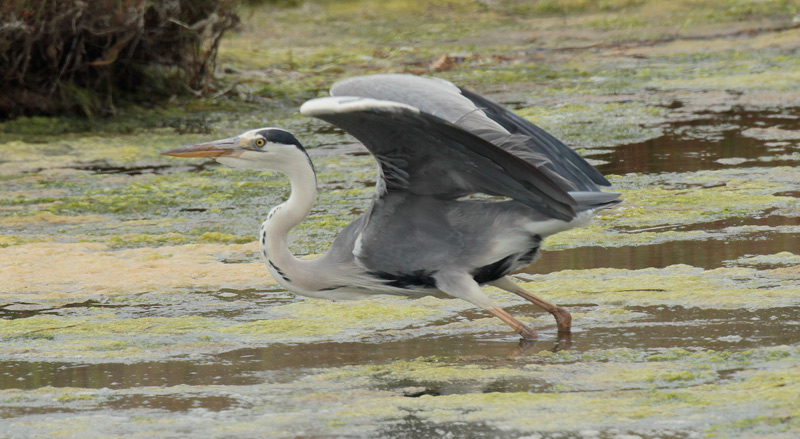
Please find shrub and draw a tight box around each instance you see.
[0,0,239,118]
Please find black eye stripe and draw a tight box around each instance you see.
[259,129,302,147]
[251,128,314,175]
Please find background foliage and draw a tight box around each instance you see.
[0,0,239,118]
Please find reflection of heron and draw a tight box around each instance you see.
[163,74,620,340]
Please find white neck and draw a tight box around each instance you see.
[259,155,317,289]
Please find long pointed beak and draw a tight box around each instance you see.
[161,137,243,158]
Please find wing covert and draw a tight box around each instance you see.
[301,96,578,221]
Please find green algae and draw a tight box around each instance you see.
[0,294,458,361]
[107,231,253,248]
[652,64,800,92]
[517,263,800,309]
[0,314,225,362]
[106,233,193,249]
[2,252,798,363]
[517,101,668,147]
[312,356,530,387]
[0,234,42,247]
[2,272,797,421]
[222,298,451,341]
[730,251,800,267]
[0,314,220,340]
[544,224,706,248]
[322,346,800,435]
[220,318,332,337]
[605,172,799,227]
[545,167,800,249]
[0,145,374,251]
[39,169,281,218]
[8,345,796,437]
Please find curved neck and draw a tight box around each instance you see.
[260,156,317,288]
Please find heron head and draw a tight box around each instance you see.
[161,128,309,171]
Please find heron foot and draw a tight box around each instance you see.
[553,306,572,334]
[508,331,573,357]
[554,330,572,351]
[490,276,572,333]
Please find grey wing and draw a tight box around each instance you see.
[457,87,610,190]
[330,73,608,191]
[300,96,578,221]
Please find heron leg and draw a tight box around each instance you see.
[490,276,572,334]
[487,305,538,340]
[436,273,538,340]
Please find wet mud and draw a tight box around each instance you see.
[2,109,799,439]
[2,2,800,437]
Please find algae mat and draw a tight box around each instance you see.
[3,1,800,438]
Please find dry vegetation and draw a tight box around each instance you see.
[0,0,239,118]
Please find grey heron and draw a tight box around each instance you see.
[162,74,620,340]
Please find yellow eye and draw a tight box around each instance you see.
[254,138,266,147]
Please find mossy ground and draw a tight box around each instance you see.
[1,0,800,437]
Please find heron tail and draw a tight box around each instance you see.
[568,191,622,212]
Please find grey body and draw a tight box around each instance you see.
[321,196,546,289]
[288,74,619,301]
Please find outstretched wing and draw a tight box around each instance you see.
[457,87,610,189]
[300,96,579,221]
[330,74,608,191]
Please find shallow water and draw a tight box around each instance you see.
[530,226,800,272]
[2,100,800,438]
[3,303,797,394]
[596,107,800,175]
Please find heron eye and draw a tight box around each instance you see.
[254,138,266,147]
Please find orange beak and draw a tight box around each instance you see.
[161,137,243,158]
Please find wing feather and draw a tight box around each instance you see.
[330,74,609,191]
[301,96,578,221]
